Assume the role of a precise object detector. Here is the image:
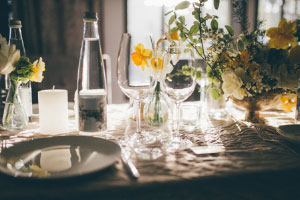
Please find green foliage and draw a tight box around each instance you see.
[214,0,220,9]
[211,19,218,31]
[10,56,34,83]
[175,1,191,10]
[238,40,244,51]
[196,68,202,80]
[169,15,176,25]
[225,25,234,36]
[209,86,221,100]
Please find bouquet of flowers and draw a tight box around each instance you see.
[166,0,300,115]
[131,29,201,126]
[0,34,45,129]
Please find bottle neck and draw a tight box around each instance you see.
[83,21,99,39]
[9,27,26,56]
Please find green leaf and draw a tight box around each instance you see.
[214,0,220,9]
[184,48,190,53]
[180,32,187,41]
[189,24,199,35]
[171,27,178,33]
[209,87,220,100]
[196,46,203,56]
[175,1,190,10]
[238,40,244,51]
[225,25,234,36]
[211,19,218,31]
[169,15,176,25]
[188,34,193,42]
[164,10,173,16]
[196,68,202,81]
[224,34,230,41]
[179,16,185,24]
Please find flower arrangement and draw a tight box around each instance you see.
[0,34,45,82]
[166,0,300,109]
[130,29,201,125]
[0,34,45,129]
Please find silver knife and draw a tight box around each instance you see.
[114,140,140,180]
[120,148,140,180]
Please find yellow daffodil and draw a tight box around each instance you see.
[150,58,163,70]
[131,43,152,71]
[280,96,296,112]
[30,57,45,82]
[266,18,297,50]
[170,30,179,41]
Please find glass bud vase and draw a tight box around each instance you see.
[2,80,28,130]
[143,82,168,126]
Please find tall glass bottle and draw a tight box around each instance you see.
[8,19,33,122]
[76,12,107,134]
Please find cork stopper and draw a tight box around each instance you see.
[9,19,22,28]
[83,12,98,22]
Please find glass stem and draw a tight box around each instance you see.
[136,100,142,134]
[175,102,180,137]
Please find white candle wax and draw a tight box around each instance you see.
[38,89,69,134]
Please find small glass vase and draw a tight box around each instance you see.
[143,82,168,127]
[2,80,28,130]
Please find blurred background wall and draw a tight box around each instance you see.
[0,0,127,104]
[0,0,299,104]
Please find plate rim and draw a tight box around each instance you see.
[0,135,121,179]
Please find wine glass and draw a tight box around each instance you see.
[161,45,198,150]
[117,33,157,148]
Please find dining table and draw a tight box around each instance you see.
[0,102,300,200]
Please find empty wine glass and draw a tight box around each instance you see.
[117,33,157,147]
[161,45,198,150]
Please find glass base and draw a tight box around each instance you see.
[126,131,164,160]
[134,146,163,160]
[162,136,193,152]
[208,109,228,120]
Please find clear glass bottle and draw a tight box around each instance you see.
[8,19,33,122]
[75,12,107,134]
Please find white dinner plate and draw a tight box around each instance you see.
[0,136,121,179]
[277,124,300,144]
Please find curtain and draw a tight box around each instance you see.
[11,0,104,103]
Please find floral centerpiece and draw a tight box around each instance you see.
[0,34,45,129]
[166,0,300,122]
[131,30,201,126]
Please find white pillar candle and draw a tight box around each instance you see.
[38,89,68,134]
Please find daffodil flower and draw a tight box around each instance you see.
[30,57,45,82]
[150,57,163,70]
[131,43,152,71]
[170,30,179,41]
[280,96,296,112]
[266,18,297,50]
[0,34,20,75]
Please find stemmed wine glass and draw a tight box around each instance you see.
[117,33,156,147]
[161,45,198,150]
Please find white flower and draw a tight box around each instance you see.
[30,57,45,82]
[222,70,246,100]
[0,34,20,75]
[144,48,173,82]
